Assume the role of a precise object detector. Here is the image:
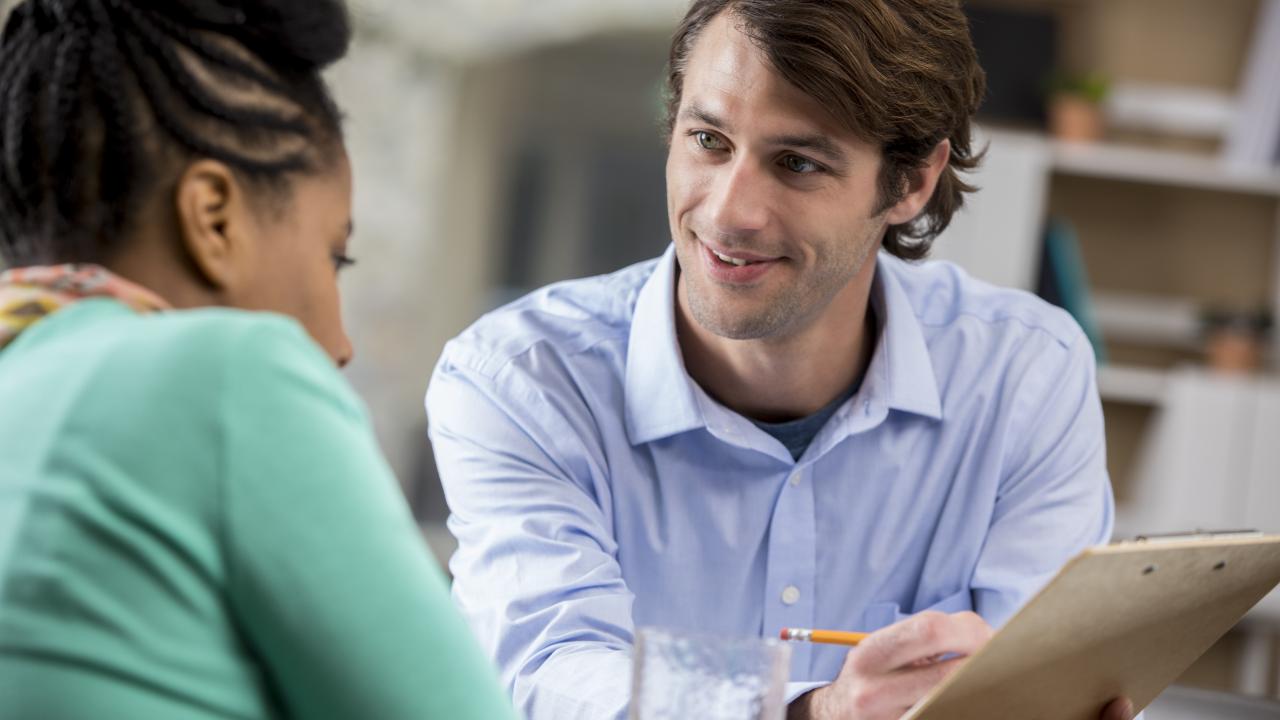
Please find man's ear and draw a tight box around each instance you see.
[173,159,251,291]
[883,139,951,226]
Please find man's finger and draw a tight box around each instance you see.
[849,611,993,674]
[1100,697,1134,720]
[879,655,968,710]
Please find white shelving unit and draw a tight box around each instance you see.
[1092,291,1203,350]
[1050,139,1280,197]
[981,129,1280,197]
[1097,364,1169,406]
[972,0,1280,702]
[1045,135,1280,370]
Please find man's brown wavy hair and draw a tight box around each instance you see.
[663,0,986,260]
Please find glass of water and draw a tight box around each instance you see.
[629,626,792,720]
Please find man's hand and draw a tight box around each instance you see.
[788,610,992,720]
[785,610,1138,720]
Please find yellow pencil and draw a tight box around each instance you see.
[780,627,869,646]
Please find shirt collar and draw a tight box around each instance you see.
[861,255,943,421]
[623,246,941,447]
[624,245,706,445]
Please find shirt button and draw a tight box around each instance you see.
[781,585,801,605]
[789,472,801,486]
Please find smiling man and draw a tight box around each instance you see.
[426,2,1130,719]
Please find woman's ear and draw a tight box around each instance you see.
[883,139,951,226]
[173,159,253,292]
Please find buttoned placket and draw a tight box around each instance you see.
[764,464,817,677]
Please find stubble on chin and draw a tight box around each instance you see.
[679,242,872,343]
[674,238,784,341]
[684,274,793,341]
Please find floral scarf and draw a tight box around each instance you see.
[0,265,170,351]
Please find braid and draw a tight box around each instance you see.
[123,13,310,137]
[87,2,138,255]
[0,0,350,267]
[37,28,85,260]
[124,5,289,97]
[0,11,32,250]
[0,18,40,198]
[1,27,59,262]
[5,39,59,228]
[41,27,87,172]
[0,13,38,98]
[122,34,308,175]
[43,26,89,214]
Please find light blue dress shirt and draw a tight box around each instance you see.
[426,245,1114,720]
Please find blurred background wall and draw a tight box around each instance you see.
[325,0,689,555]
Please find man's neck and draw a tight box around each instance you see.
[676,257,878,423]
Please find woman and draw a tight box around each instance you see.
[0,1,518,718]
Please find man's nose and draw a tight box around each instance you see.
[705,157,771,238]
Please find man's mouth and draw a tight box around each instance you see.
[711,248,759,267]
[702,241,780,266]
[695,239,783,285]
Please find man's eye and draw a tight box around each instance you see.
[694,131,724,150]
[782,155,820,174]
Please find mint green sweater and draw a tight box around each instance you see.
[0,300,517,720]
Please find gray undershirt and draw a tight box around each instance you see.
[748,308,876,461]
[749,380,861,461]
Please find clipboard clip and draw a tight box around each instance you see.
[1124,528,1263,544]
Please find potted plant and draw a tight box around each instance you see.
[1047,71,1109,142]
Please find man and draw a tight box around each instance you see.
[427,1,1133,718]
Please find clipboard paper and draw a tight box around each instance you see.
[902,535,1280,720]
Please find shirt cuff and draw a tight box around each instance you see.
[785,681,829,707]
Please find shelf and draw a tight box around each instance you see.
[1050,140,1280,197]
[1097,364,1169,406]
[1092,291,1203,349]
[980,127,1280,197]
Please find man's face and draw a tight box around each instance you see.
[666,12,889,341]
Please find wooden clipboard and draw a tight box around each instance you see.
[902,532,1280,720]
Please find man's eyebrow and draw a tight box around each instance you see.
[680,104,733,134]
[766,133,849,165]
[345,221,354,239]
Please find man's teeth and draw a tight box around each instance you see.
[714,249,753,267]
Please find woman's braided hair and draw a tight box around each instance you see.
[0,0,350,266]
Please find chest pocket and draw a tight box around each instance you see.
[859,601,905,634]
[860,588,975,633]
